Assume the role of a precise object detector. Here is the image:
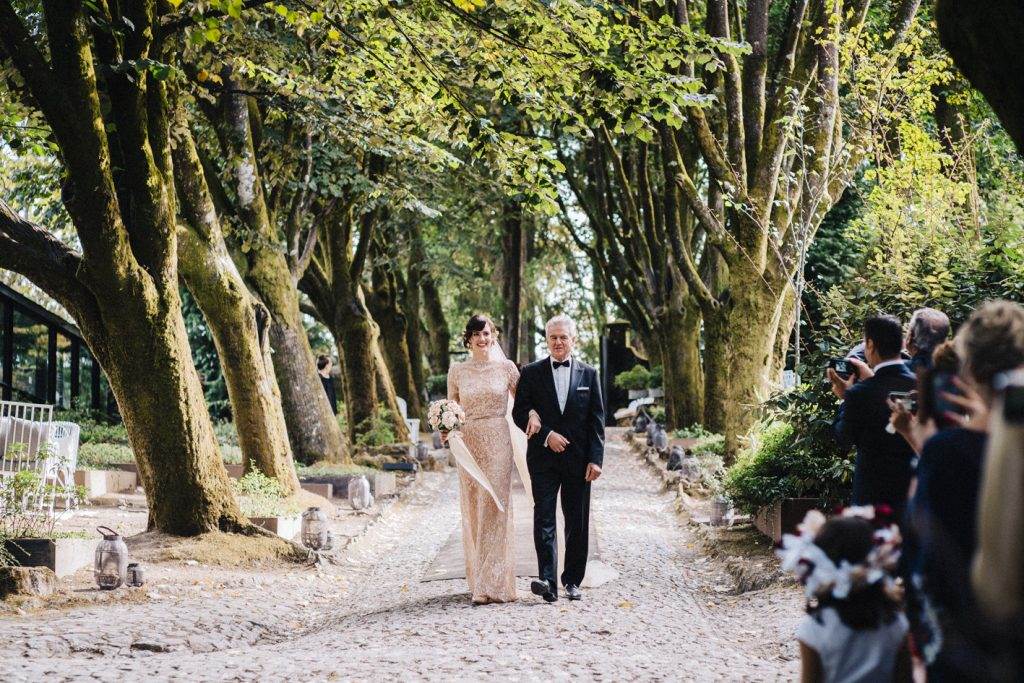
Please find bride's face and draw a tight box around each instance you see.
[469,326,495,355]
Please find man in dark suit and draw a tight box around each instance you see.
[512,314,605,603]
[830,315,917,510]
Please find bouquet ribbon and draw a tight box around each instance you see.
[445,392,533,513]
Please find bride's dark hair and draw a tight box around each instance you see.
[462,314,498,348]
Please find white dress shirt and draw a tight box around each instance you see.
[551,355,572,412]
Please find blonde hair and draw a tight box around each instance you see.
[972,393,1024,622]
[955,300,1024,388]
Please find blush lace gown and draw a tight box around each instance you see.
[447,357,520,604]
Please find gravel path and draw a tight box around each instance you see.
[0,431,802,681]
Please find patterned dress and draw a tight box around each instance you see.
[447,358,520,603]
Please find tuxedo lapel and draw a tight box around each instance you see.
[539,356,559,415]
[566,361,584,414]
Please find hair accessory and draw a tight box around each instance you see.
[775,506,902,601]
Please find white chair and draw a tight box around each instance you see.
[49,421,81,505]
[0,402,82,513]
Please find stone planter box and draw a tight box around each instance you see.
[75,469,138,498]
[300,482,333,499]
[3,537,99,578]
[753,498,820,543]
[248,515,301,540]
[299,471,397,499]
[649,387,665,398]
[627,389,649,400]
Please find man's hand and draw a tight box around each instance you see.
[848,357,873,380]
[546,431,570,453]
[585,463,602,482]
[828,367,856,400]
[526,410,542,438]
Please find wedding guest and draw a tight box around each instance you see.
[317,354,338,415]
[830,315,917,511]
[786,514,911,683]
[905,308,950,373]
[907,300,1024,680]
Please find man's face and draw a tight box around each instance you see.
[546,324,575,362]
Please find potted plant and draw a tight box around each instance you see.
[647,365,665,399]
[1,463,95,578]
[233,471,301,539]
[614,365,651,399]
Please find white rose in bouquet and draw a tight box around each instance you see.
[442,411,457,430]
[427,399,464,433]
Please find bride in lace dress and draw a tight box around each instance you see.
[446,314,535,604]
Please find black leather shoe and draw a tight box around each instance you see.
[531,580,557,602]
[564,584,582,601]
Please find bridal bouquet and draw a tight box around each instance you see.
[427,399,465,433]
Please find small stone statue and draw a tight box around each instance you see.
[667,446,685,471]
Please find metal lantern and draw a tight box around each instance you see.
[653,428,669,452]
[416,442,430,461]
[126,563,144,588]
[348,476,374,511]
[710,496,730,527]
[94,526,128,590]
[667,446,685,471]
[301,506,333,550]
[632,414,649,434]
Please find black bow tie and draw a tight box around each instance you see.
[552,360,570,368]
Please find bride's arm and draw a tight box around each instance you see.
[447,364,459,402]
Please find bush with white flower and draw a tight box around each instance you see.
[427,399,465,434]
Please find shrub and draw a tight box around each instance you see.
[647,405,666,425]
[232,471,299,518]
[647,365,664,388]
[613,365,651,391]
[296,462,379,478]
[672,423,725,455]
[77,443,135,469]
[354,404,398,448]
[213,421,239,447]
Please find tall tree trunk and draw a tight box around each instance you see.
[173,115,299,492]
[652,301,704,429]
[501,199,525,361]
[0,2,246,534]
[367,281,423,421]
[404,223,427,403]
[218,73,346,465]
[421,274,450,374]
[702,269,785,459]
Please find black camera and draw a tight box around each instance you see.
[828,357,854,380]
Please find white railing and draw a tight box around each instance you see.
[0,401,80,514]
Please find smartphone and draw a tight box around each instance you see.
[932,372,965,420]
[888,391,918,414]
[828,357,853,380]
[995,369,1024,424]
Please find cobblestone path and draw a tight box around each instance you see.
[0,431,802,681]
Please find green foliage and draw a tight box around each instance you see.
[296,462,378,478]
[614,365,651,391]
[77,443,135,470]
[354,404,398,448]
[647,365,664,389]
[426,374,448,397]
[232,471,299,518]
[0,469,59,539]
[647,405,666,426]
[182,289,231,421]
[723,376,854,515]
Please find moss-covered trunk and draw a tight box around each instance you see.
[653,302,704,429]
[367,270,424,422]
[702,269,784,460]
[421,274,450,375]
[173,118,299,491]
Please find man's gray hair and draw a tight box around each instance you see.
[545,314,578,337]
[909,307,950,354]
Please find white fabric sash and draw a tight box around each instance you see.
[447,390,532,513]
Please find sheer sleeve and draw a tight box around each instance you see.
[447,363,459,402]
[505,359,520,395]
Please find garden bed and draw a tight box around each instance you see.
[752,498,820,543]
[4,536,98,578]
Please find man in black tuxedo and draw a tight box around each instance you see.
[830,314,917,511]
[512,314,605,602]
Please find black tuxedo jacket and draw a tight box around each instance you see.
[833,362,917,507]
[512,357,605,468]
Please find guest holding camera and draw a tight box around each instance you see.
[830,315,917,511]
[905,301,1024,680]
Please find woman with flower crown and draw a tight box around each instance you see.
[443,314,535,604]
[778,508,911,683]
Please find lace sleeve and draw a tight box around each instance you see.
[506,359,520,395]
[447,364,459,402]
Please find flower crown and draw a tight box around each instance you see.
[775,505,902,601]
